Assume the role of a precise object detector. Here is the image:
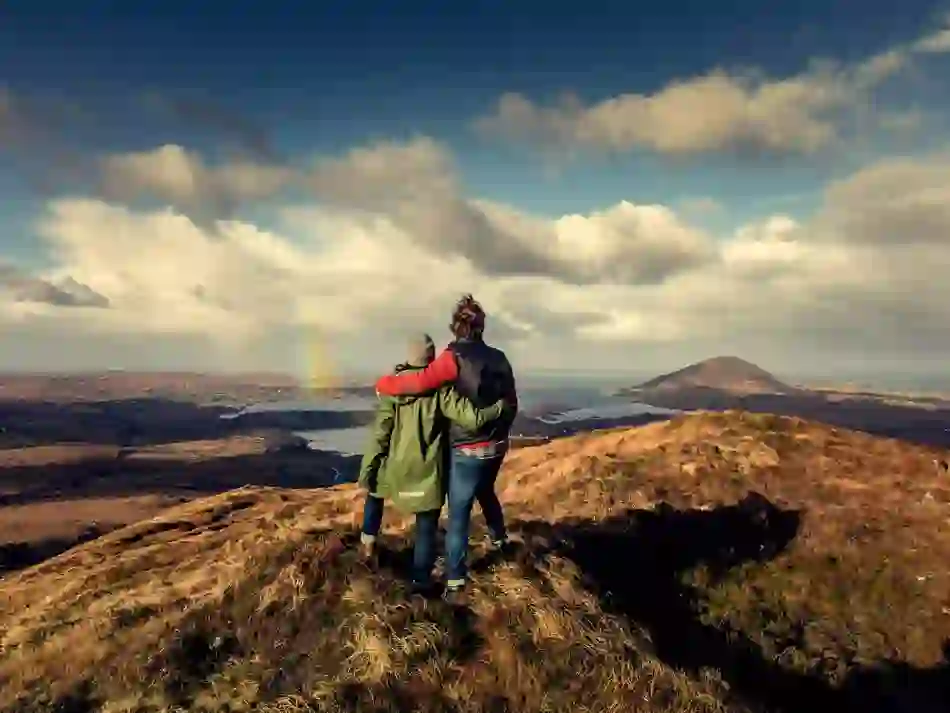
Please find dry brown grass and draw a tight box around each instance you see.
[0,486,731,713]
[0,496,184,543]
[1,410,949,712]
[503,412,950,657]
[0,445,121,470]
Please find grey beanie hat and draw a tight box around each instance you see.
[406,333,436,367]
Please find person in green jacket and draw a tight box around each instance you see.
[358,333,509,594]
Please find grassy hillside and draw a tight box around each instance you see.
[1,411,949,712]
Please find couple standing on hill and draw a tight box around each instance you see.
[357,294,519,601]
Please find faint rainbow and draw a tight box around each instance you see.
[299,327,340,395]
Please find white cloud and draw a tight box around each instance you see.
[549,202,715,283]
[92,137,716,287]
[476,58,900,156]
[915,29,950,53]
[817,154,950,245]
[4,134,950,376]
[577,155,950,364]
[476,69,849,155]
[2,131,721,372]
[34,199,305,339]
[0,263,109,309]
[97,144,295,220]
[475,22,950,157]
[913,15,950,53]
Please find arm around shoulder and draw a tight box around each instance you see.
[375,349,459,397]
[439,387,506,431]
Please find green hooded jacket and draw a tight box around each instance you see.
[358,364,508,514]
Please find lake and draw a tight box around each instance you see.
[226,381,680,456]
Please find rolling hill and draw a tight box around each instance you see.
[621,357,950,449]
[632,356,796,395]
[1,411,949,712]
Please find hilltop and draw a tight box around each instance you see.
[631,356,795,395]
[622,358,950,449]
[1,412,949,712]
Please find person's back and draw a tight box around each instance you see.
[357,334,507,596]
[372,295,519,601]
[366,363,503,513]
[445,337,516,449]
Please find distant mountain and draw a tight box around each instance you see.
[630,356,795,395]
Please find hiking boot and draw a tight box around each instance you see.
[443,582,467,605]
[488,534,515,556]
[358,540,378,568]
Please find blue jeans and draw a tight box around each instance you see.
[361,494,440,586]
[445,451,507,585]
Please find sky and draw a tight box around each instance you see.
[2,1,950,383]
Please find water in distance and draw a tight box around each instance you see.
[223,384,680,456]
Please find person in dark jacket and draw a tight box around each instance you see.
[358,332,508,595]
[374,295,518,600]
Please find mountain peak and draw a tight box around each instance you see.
[636,356,793,394]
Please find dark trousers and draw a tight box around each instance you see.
[444,451,507,585]
[360,493,440,586]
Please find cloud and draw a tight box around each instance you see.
[300,137,560,277]
[579,155,950,366]
[6,132,950,376]
[2,87,286,200]
[552,201,716,283]
[92,137,715,286]
[913,16,950,53]
[97,144,295,222]
[474,23,950,158]
[308,138,716,284]
[0,264,109,308]
[477,66,868,156]
[0,152,716,371]
[33,198,311,338]
[816,154,950,245]
[915,30,950,53]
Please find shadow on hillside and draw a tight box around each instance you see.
[0,448,361,509]
[509,493,949,713]
[0,525,114,575]
[9,494,948,712]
